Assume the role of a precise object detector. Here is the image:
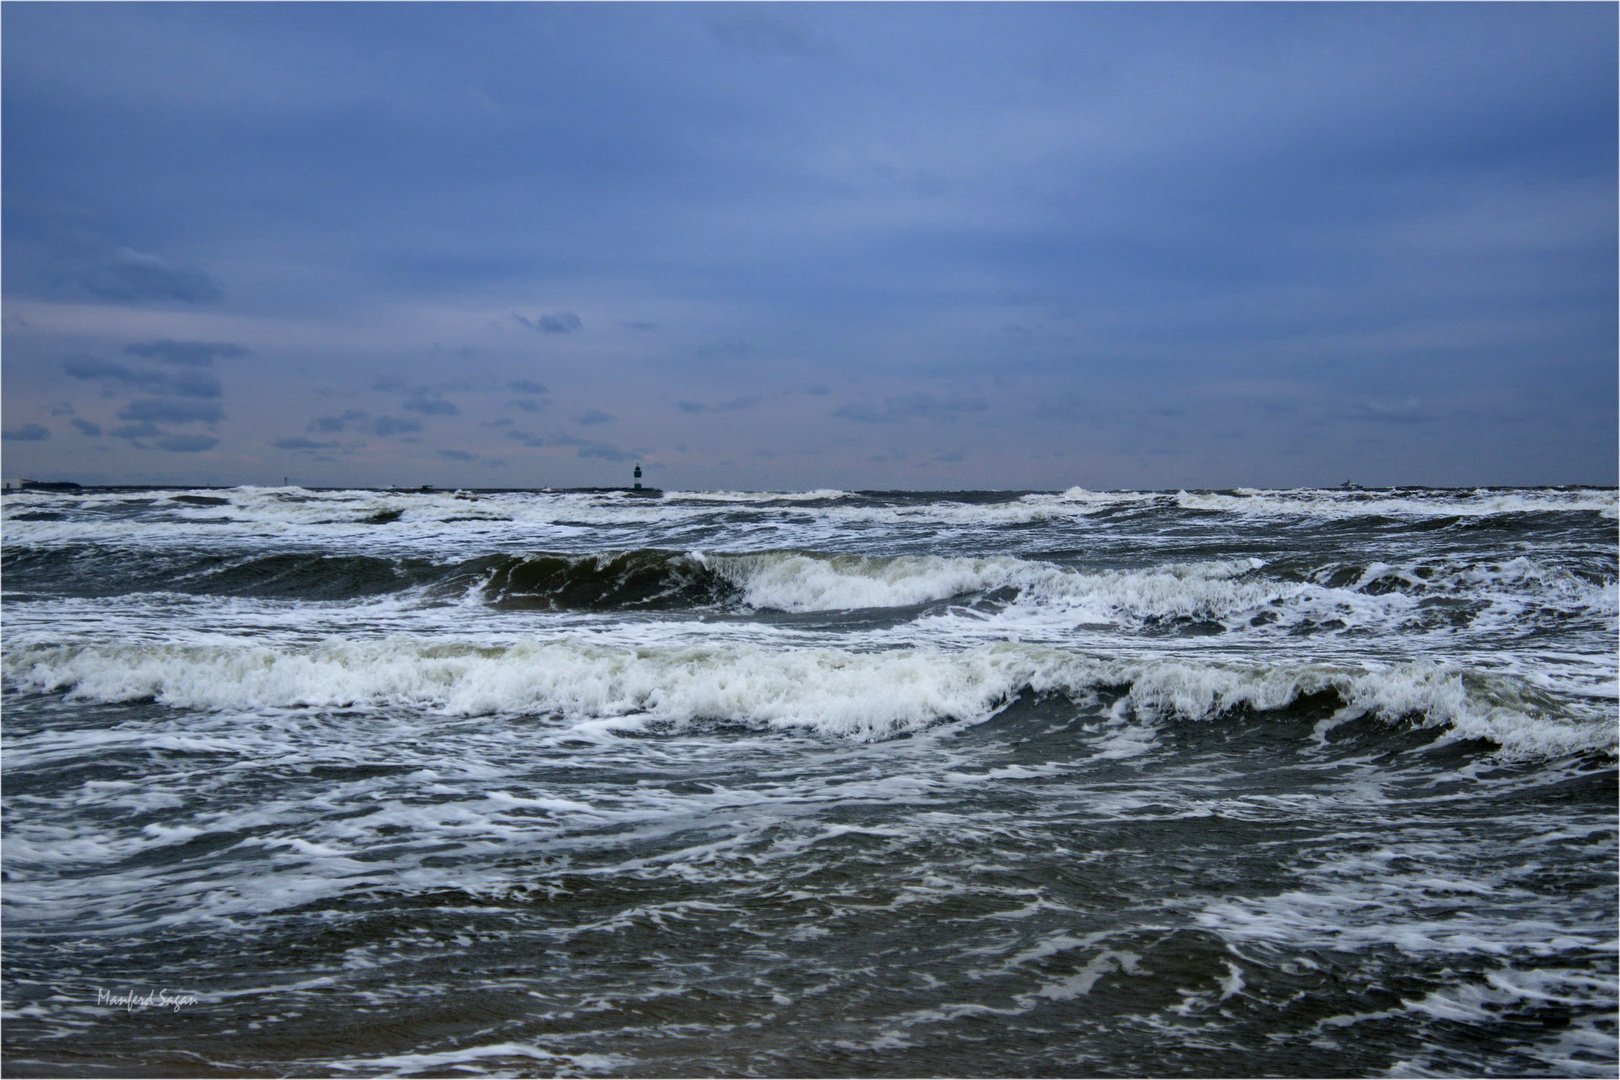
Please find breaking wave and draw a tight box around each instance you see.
[480,549,1279,617]
[1038,486,1619,520]
[4,486,1613,542]
[6,638,1610,759]
[7,547,1611,641]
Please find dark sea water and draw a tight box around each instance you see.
[2,485,1615,1078]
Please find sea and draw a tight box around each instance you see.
[1,484,1615,1079]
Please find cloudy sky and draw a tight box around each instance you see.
[3,2,1614,490]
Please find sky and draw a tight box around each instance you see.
[2,2,1615,491]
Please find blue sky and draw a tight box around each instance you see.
[3,2,1614,490]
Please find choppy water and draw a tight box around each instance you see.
[2,484,1615,1078]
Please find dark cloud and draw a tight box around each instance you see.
[834,395,990,424]
[576,441,638,461]
[63,355,168,389]
[576,410,615,425]
[549,432,642,461]
[273,436,340,450]
[72,249,220,304]
[156,434,219,453]
[540,312,582,334]
[304,409,419,438]
[371,376,407,393]
[117,399,223,424]
[168,371,223,399]
[508,380,549,395]
[514,311,583,334]
[309,409,369,432]
[63,354,219,397]
[676,396,761,414]
[124,339,248,366]
[437,448,477,461]
[505,429,546,447]
[403,391,459,416]
[70,419,103,437]
[110,421,161,440]
[2,424,50,441]
[513,398,544,413]
[48,401,75,416]
[371,416,422,437]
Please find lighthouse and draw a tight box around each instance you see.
[626,464,659,497]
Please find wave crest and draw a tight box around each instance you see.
[6,639,1608,759]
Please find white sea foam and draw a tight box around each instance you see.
[668,488,854,502]
[1175,487,1618,519]
[704,551,1281,617]
[7,485,1612,553]
[1309,966,1619,1078]
[328,1041,632,1075]
[1390,969,1620,1078]
[1028,485,1620,517]
[709,551,1035,611]
[6,638,1610,757]
[4,482,1610,1078]
[693,551,1615,650]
